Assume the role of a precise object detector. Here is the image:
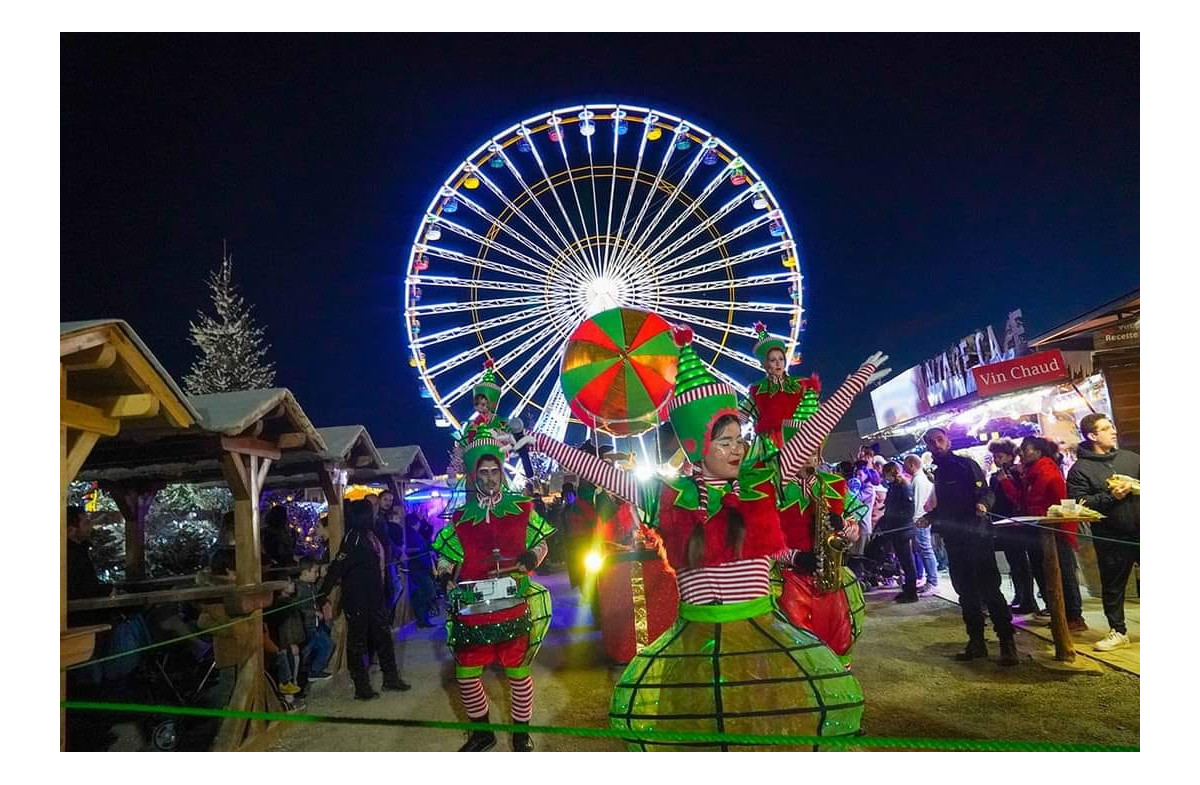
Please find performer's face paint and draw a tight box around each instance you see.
[474,457,504,498]
[703,420,747,480]
[765,348,787,380]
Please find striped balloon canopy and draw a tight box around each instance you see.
[560,308,679,436]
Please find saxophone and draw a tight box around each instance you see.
[813,490,849,594]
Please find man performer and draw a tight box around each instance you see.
[432,425,555,751]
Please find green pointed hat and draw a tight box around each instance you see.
[751,321,788,366]
[668,326,743,463]
[473,359,501,410]
[462,423,506,476]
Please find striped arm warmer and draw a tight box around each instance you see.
[779,363,875,481]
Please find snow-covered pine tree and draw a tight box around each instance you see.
[183,247,277,394]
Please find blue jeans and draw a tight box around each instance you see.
[303,624,334,675]
[913,527,939,586]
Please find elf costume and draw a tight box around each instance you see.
[775,469,870,665]
[432,426,554,752]
[741,322,821,460]
[534,328,878,751]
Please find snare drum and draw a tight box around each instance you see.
[447,576,533,649]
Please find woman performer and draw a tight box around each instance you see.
[532,327,883,751]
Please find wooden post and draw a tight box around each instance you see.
[103,481,163,581]
[217,449,273,750]
[319,466,348,672]
[1040,524,1076,663]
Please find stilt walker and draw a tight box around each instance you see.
[533,327,885,751]
[741,321,821,461]
[432,425,554,752]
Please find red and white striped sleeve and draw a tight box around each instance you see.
[533,433,641,507]
[779,362,876,481]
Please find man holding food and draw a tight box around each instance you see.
[1067,414,1140,652]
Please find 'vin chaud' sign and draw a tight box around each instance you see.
[971,349,1069,397]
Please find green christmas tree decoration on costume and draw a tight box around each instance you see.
[472,359,502,411]
[668,326,742,464]
[795,387,820,421]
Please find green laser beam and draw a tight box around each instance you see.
[60,701,1137,751]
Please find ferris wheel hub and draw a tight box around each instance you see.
[584,275,624,315]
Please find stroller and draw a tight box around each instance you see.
[131,604,220,751]
[852,529,906,592]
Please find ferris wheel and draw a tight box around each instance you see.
[404,103,805,444]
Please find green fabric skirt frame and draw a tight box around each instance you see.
[609,597,864,751]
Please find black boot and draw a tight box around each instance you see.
[512,720,534,751]
[351,670,379,700]
[459,714,496,752]
[381,673,412,691]
[954,637,988,661]
[998,636,1020,666]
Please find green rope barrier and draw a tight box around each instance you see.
[60,700,1136,751]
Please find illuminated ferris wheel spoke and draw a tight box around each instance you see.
[641,188,757,273]
[420,246,546,285]
[424,318,546,379]
[409,274,543,294]
[659,271,798,294]
[410,306,545,349]
[489,146,595,281]
[432,219,556,276]
[499,334,564,414]
[449,191,563,271]
[534,384,572,443]
[411,294,543,316]
[525,131,601,279]
[658,241,790,284]
[609,124,680,274]
[652,214,774,275]
[508,343,567,421]
[475,166,591,278]
[657,294,797,314]
[600,112,622,270]
[607,117,651,272]
[438,322,555,408]
[634,166,738,268]
[553,129,603,276]
[615,137,706,274]
[626,297,758,344]
[586,128,603,270]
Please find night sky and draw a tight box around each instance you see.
[60,34,1139,468]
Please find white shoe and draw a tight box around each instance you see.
[1094,630,1131,652]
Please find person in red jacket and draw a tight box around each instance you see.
[1019,436,1085,631]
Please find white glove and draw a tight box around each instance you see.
[860,352,892,385]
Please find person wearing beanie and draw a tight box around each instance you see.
[431,424,555,752]
[531,325,886,751]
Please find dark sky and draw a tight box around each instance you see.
[60,34,1139,467]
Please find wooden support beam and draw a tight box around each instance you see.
[354,454,373,467]
[102,480,164,581]
[220,436,282,461]
[95,393,160,419]
[59,329,109,358]
[61,344,117,372]
[237,420,265,439]
[64,430,101,482]
[103,326,195,428]
[61,399,120,437]
[276,432,307,450]
[318,466,349,674]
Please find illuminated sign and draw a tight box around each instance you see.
[972,349,1070,397]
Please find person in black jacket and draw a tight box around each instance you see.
[918,428,1020,666]
[872,461,919,602]
[319,500,412,699]
[66,506,111,602]
[1066,414,1139,652]
[988,439,1040,614]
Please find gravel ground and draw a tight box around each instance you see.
[270,570,1139,752]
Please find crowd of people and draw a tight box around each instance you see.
[841,414,1140,659]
